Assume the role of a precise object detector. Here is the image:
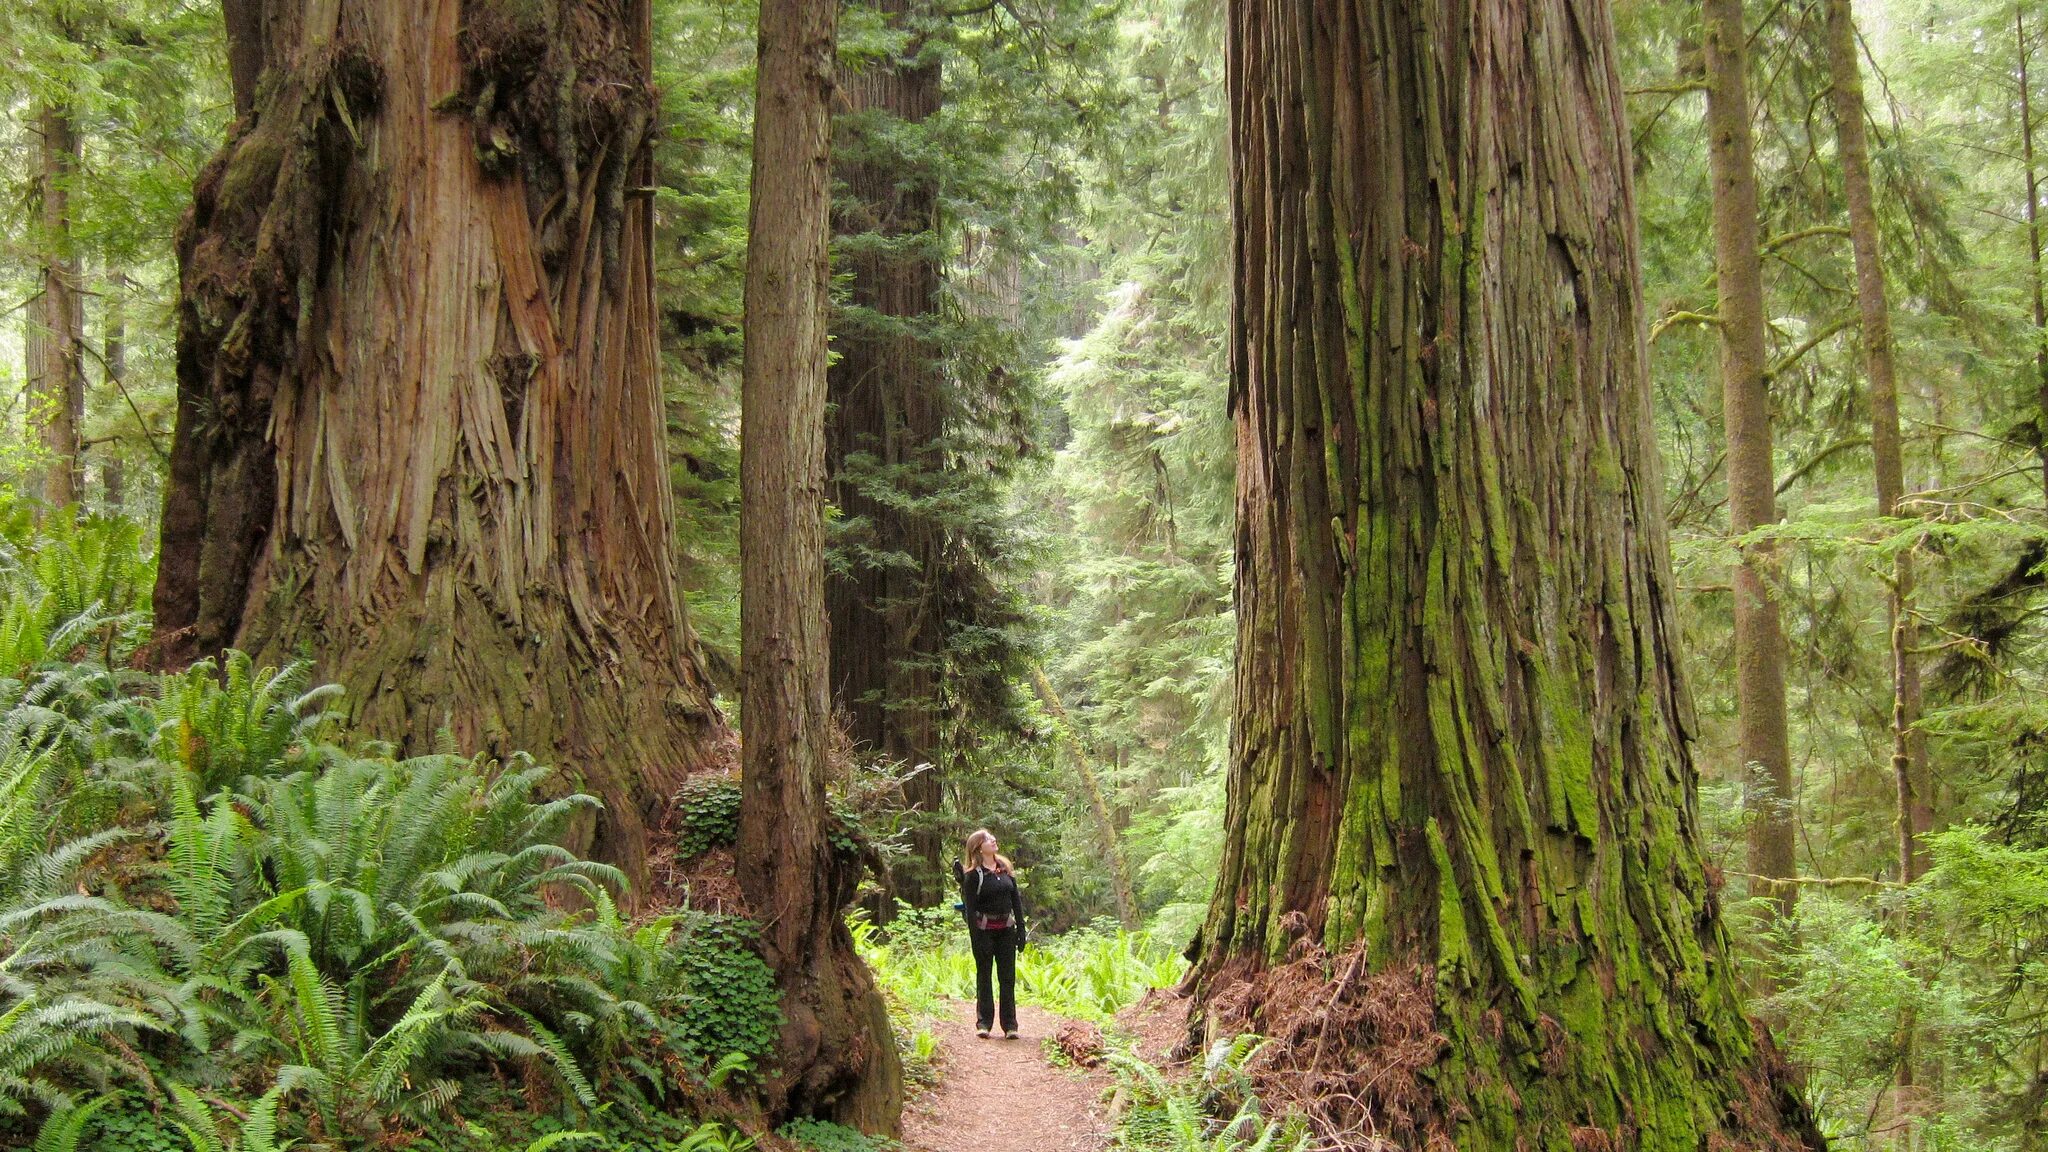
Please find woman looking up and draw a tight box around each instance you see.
[952,828,1027,1038]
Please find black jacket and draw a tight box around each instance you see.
[952,860,1027,936]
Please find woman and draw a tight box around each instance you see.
[952,828,1027,1039]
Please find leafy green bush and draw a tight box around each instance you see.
[672,778,742,860]
[665,914,781,1077]
[777,1117,900,1152]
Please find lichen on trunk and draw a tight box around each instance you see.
[154,0,727,891]
[1190,0,1824,1145]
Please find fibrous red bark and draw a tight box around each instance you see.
[738,0,904,1127]
[1190,0,1824,1143]
[154,0,727,889]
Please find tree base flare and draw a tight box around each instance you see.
[1192,930,1825,1152]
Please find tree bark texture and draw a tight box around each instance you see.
[738,0,904,1128]
[1191,0,1822,1144]
[153,0,727,890]
[32,101,85,511]
[826,5,948,902]
[1704,0,1797,916]
[2023,7,2048,512]
[103,277,128,512]
[1823,0,1928,887]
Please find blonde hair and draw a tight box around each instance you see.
[963,828,1014,874]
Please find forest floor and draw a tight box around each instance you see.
[900,1000,1112,1152]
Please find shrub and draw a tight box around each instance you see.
[672,778,742,860]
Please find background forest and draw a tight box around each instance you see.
[0,0,2044,1148]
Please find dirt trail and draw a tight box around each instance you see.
[900,1000,1111,1152]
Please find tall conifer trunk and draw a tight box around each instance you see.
[2022,8,2048,511]
[1704,0,1797,915]
[1190,0,1821,1142]
[1823,0,1927,889]
[32,102,84,511]
[1825,0,1930,1123]
[154,0,727,888]
[102,277,127,512]
[827,5,948,900]
[738,0,904,1126]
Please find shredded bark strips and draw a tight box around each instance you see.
[156,0,725,899]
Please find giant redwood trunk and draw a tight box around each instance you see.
[1190,0,1823,1145]
[826,5,948,901]
[737,0,904,1128]
[1704,0,1798,916]
[154,0,727,887]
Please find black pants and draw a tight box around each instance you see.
[969,924,1018,1032]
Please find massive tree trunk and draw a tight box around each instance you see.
[152,0,727,889]
[1824,0,1927,889]
[1704,0,1797,916]
[737,0,904,1129]
[1189,0,1822,1145]
[32,101,85,511]
[826,4,948,903]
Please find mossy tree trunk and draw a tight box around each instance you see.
[1189,0,1823,1144]
[826,3,948,903]
[737,0,904,1129]
[1704,0,1798,917]
[153,0,728,890]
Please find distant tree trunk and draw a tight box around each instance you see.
[1705,0,1797,917]
[1030,668,1139,928]
[103,277,127,512]
[1824,0,1927,887]
[827,2,948,904]
[1827,0,1930,1126]
[737,0,903,1129]
[33,101,84,511]
[1190,0,1823,1143]
[2024,7,2048,511]
[153,0,727,891]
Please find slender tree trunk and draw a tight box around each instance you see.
[153,0,727,891]
[1030,668,1139,929]
[34,102,85,512]
[826,4,948,904]
[1190,0,1822,1143]
[2023,7,2048,512]
[738,0,903,1127]
[1826,0,1930,1129]
[103,276,127,512]
[1825,0,1926,891]
[1705,0,1798,919]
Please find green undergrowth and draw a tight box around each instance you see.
[1103,1038,1310,1152]
[0,509,784,1151]
[856,906,1184,1025]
